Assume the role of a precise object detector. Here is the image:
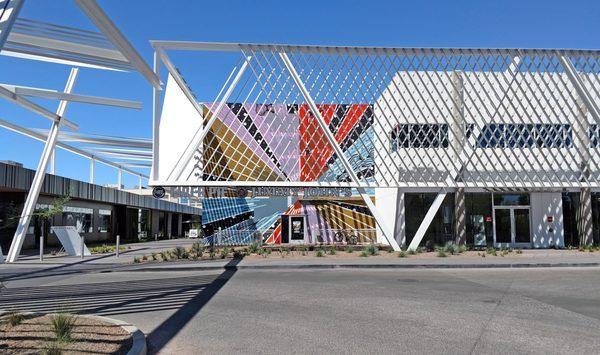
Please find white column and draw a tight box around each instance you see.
[7,68,79,262]
[89,157,95,184]
[117,168,122,189]
[48,151,55,174]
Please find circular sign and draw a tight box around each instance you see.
[237,187,248,198]
[152,186,166,199]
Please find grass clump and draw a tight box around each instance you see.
[51,313,75,343]
[328,247,336,255]
[363,243,379,256]
[219,247,230,259]
[398,251,407,258]
[359,250,369,257]
[159,251,169,261]
[2,312,25,327]
[407,249,416,255]
[346,246,354,253]
[248,241,261,254]
[43,341,63,355]
[315,249,325,257]
[436,248,447,257]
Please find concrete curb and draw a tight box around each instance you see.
[121,261,600,272]
[0,311,146,355]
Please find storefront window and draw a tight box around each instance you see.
[593,193,600,245]
[404,193,455,247]
[98,209,111,233]
[62,206,93,233]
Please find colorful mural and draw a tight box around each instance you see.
[200,103,376,244]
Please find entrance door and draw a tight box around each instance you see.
[493,207,531,247]
[289,216,306,243]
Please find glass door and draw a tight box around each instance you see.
[513,208,531,246]
[494,209,512,246]
[493,207,531,247]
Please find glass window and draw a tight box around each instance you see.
[390,124,449,149]
[493,193,530,206]
[98,209,111,233]
[476,123,573,148]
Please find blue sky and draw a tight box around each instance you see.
[1,0,598,187]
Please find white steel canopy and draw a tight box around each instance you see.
[151,42,600,190]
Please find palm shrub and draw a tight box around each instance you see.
[249,241,261,254]
[51,313,75,342]
[191,242,205,257]
[173,246,188,259]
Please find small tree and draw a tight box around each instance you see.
[1,195,70,236]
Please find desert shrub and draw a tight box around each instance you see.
[160,251,169,261]
[436,248,447,257]
[398,251,407,258]
[516,249,523,254]
[249,241,261,254]
[315,249,325,257]
[360,250,369,257]
[133,256,141,263]
[150,252,157,261]
[444,242,460,255]
[346,246,354,253]
[458,245,468,253]
[51,313,75,342]
[328,247,336,255]
[363,243,379,256]
[219,247,230,259]
[425,240,435,252]
[209,251,216,260]
[407,249,416,255]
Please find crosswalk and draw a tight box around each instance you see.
[0,274,221,317]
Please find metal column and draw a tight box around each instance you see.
[6,68,79,262]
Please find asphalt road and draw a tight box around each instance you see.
[1,266,600,354]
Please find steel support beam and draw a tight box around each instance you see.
[0,118,148,178]
[74,0,161,89]
[1,85,142,109]
[0,0,24,50]
[0,85,78,130]
[168,56,251,181]
[117,168,122,189]
[407,192,447,251]
[6,68,78,263]
[279,51,401,251]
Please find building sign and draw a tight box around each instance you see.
[206,187,352,198]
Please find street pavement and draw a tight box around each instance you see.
[1,262,600,354]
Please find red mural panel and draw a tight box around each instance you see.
[299,104,369,181]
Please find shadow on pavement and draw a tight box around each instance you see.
[0,256,244,354]
[146,257,242,353]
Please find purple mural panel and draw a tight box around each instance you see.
[206,103,284,179]
[244,104,300,180]
[300,201,334,243]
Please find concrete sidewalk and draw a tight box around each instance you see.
[121,249,600,272]
[4,244,600,272]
